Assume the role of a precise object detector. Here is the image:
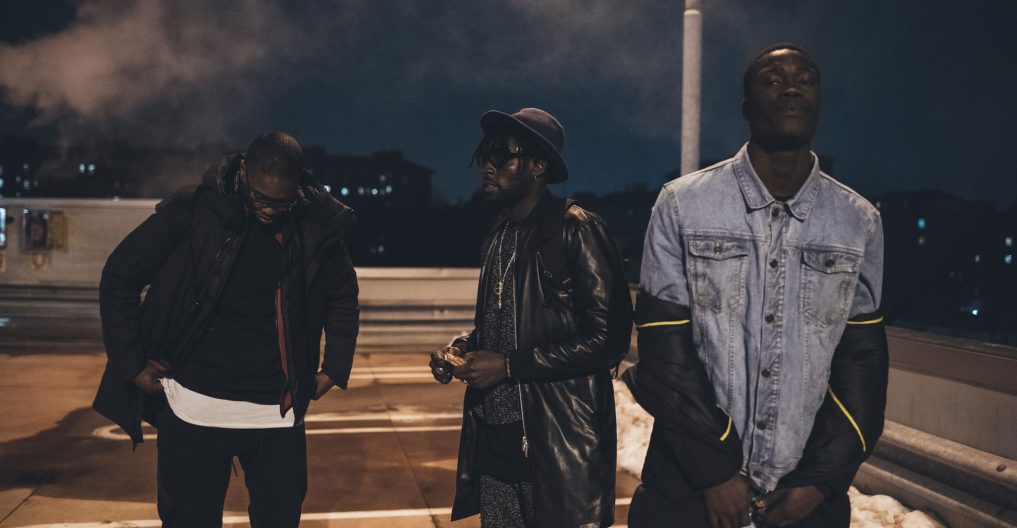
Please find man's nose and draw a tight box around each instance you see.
[779,84,803,98]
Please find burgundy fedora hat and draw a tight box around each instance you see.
[480,107,569,183]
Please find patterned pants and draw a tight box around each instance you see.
[479,473,536,528]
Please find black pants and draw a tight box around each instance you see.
[628,483,850,528]
[156,409,307,528]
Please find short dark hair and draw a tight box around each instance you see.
[743,44,820,97]
[245,131,304,180]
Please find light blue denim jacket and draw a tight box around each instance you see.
[640,144,883,492]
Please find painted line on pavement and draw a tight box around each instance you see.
[15,498,631,527]
[306,411,462,422]
[93,409,462,441]
[92,424,462,441]
[348,372,435,380]
[352,366,430,372]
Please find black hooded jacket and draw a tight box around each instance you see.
[93,155,360,445]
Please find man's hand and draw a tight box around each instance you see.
[761,486,825,526]
[453,350,507,389]
[703,473,751,528]
[313,371,335,400]
[429,346,462,384]
[132,364,164,394]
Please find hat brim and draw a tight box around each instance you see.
[480,111,568,183]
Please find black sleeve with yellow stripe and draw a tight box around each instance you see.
[622,289,743,491]
[778,312,889,496]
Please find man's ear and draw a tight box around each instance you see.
[238,158,248,185]
[530,158,547,181]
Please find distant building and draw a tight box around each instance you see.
[875,190,1016,343]
[303,148,434,265]
[305,148,432,211]
[0,137,226,199]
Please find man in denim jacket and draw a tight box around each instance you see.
[624,45,889,527]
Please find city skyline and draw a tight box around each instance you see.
[1,0,1016,208]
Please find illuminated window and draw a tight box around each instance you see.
[340,187,349,197]
[917,218,926,229]
[371,188,379,196]
[1006,255,1013,265]
[971,308,980,316]
[385,185,393,194]
[323,185,332,193]
[79,164,86,174]
[917,236,925,246]
[974,255,981,263]
[1006,237,1013,248]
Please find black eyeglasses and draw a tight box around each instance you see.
[247,187,299,213]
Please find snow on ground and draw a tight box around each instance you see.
[613,379,948,528]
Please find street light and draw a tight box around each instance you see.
[681,0,702,176]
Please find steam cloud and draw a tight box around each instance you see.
[0,0,686,144]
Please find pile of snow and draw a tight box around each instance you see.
[848,488,947,528]
[614,377,655,477]
[612,380,948,528]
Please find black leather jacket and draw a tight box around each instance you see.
[624,289,888,499]
[94,155,360,445]
[451,194,633,527]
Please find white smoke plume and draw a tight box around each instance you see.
[0,0,687,144]
[0,0,310,143]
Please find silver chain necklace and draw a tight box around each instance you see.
[494,223,518,310]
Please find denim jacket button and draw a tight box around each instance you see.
[824,259,835,267]
[761,368,771,378]
[757,420,768,430]
[769,259,778,269]
[765,314,775,323]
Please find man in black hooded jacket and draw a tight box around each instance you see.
[93,131,359,527]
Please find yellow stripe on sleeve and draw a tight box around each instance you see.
[719,416,733,442]
[828,388,866,452]
[636,320,691,329]
[846,316,884,325]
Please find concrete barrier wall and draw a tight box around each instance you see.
[0,198,480,307]
[0,198,160,287]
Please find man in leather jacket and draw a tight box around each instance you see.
[94,132,360,527]
[624,46,889,528]
[429,108,633,527]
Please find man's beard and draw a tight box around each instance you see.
[483,168,529,207]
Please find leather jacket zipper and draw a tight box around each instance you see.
[512,256,529,458]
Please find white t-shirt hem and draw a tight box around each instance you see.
[160,378,295,429]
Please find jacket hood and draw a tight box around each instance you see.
[200,153,356,237]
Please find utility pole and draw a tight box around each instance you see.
[681,0,702,176]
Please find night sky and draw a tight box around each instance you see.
[1,0,1015,207]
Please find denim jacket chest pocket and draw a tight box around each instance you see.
[800,248,861,327]
[687,236,751,313]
